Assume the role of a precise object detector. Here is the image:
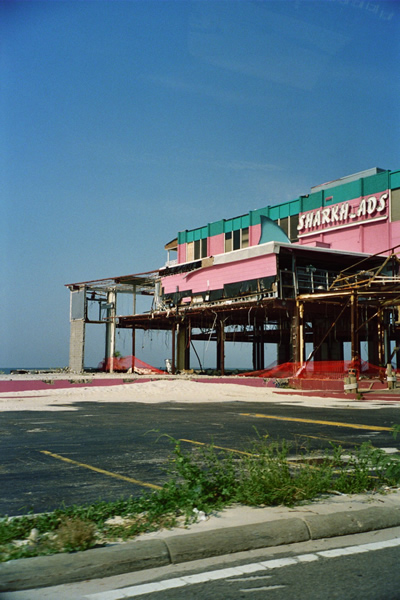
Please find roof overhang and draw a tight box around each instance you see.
[65,270,159,295]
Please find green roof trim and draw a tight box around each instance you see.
[302,191,323,212]
[325,179,362,204]
[390,170,400,190]
[363,171,390,195]
[209,220,224,236]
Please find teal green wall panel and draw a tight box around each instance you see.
[250,207,269,225]
[289,199,301,215]
[269,206,279,220]
[363,172,390,195]
[209,221,224,236]
[279,203,290,219]
[178,231,186,244]
[390,171,400,190]
[303,192,322,212]
[232,216,242,230]
[224,220,233,233]
[242,214,250,228]
[328,179,361,204]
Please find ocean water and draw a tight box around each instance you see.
[0,367,66,374]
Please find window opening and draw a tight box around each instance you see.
[225,227,249,252]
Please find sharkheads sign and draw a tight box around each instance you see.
[297,191,390,236]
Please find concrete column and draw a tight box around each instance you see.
[105,290,116,373]
[69,319,85,373]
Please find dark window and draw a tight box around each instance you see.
[194,239,201,260]
[233,229,241,250]
[290,214,299,241]
[225,227,250,252]
[194,238,208,259]
[225,231,232,252]
[280,217,289,236]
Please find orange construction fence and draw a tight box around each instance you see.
[240,359,393,380]
[98,355,165,374]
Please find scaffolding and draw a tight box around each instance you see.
[66,247,400,377]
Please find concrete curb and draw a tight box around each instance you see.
[1,505,400,592]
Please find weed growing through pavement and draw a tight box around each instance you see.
[1,434,400,562]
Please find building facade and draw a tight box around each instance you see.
[67,167,400,374]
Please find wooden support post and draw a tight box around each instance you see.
[177,322,190,371]
[350,291,359,363]
[377,311,385,366]
[252,326,257,371]
[368,309,379,366]
[395,336,400,370]
[132,285,137,315]
[131,327,136,372]
[386,363,396,389]
[217,320,225,375]
[260,323,265,370]
[383,310,390,366]
[252,322,264,371]
[291,305,299,364]
[298,300,305,366]
[171,323,176,375]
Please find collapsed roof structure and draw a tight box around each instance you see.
[66,167,400,375]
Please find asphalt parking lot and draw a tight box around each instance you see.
[2,400,400,516]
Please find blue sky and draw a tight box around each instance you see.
[1,0,399,369]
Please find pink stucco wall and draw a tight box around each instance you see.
[299,219,396,255]
[297,190,395,254]
[176,224,262,265]
[389,221,400,249]
[249,224,261,246]
[162,253,277,295]
[209,233,224,256]
[178,244,186,263]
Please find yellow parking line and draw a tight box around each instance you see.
[40,450,162,490]
[179,438,253,456]
[297,434,360,446]
[240,413,393,432]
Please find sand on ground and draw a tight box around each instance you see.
[0,378,398,411]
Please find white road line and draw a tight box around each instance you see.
[233,575,273,581]
[240,585,286,593]
[259,557,298,569]
[85,537,400,600]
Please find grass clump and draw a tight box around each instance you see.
[1,434,400,562]
[53,517,97,552]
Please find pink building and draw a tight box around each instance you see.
[67,167,400,374]
[160,167,400,309]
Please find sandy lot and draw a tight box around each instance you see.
[0,378,397,412]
